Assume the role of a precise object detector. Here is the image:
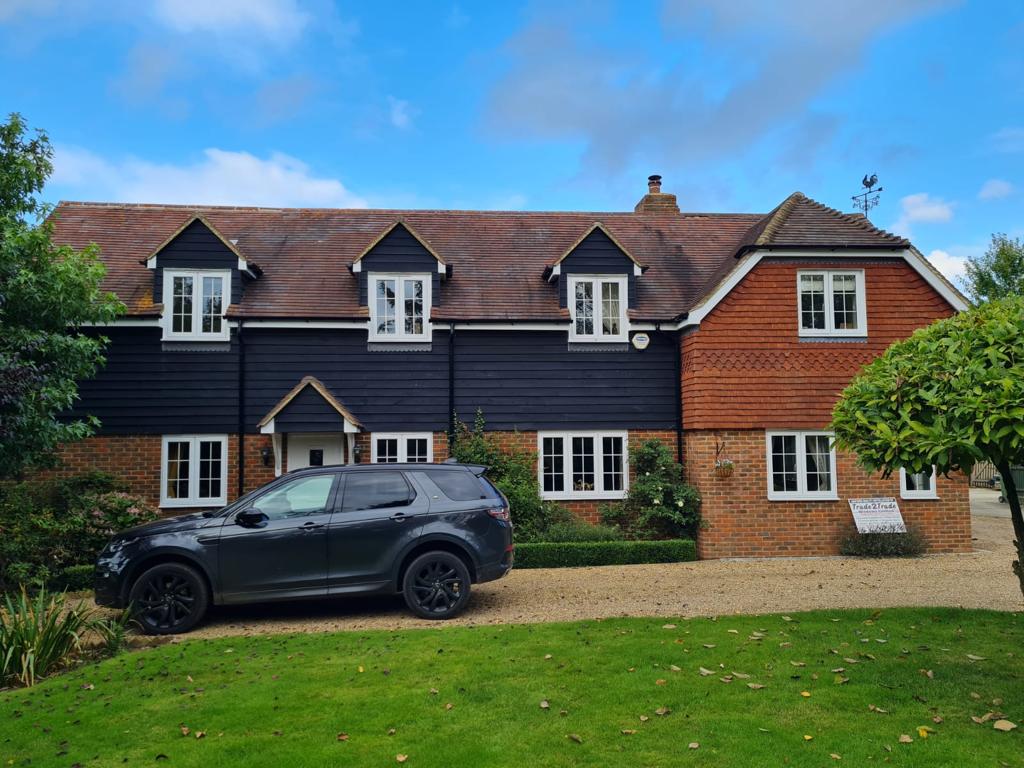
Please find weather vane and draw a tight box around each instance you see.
[851,173,883,214]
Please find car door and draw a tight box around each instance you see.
[217,472,338,603]
[326,469,428,592]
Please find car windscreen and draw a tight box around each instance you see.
[426,468,501,501]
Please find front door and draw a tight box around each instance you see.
[327,470,429,592]
[287,433,345,471]
[217,473,337,602]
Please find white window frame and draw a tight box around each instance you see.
[900,466,938,500]
[160,434,229,508]
[796,269,867,338]
[161,269,231,342]
[567,275,629,343]
[368,272,432,342]
[537,430,629,500]
[765,430,838,501]
[371,432,434,463]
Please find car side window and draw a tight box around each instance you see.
[426,469,488,501]
[252,474,335,520]
[341,471,415,512]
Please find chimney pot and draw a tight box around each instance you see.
[648,174,662,194]
[634,174,679,214]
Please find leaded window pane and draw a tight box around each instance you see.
[574,281,594,336]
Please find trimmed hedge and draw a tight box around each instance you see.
[53,565,95,592]
[514,539,696,569]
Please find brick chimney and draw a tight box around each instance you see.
[634,174,680,214]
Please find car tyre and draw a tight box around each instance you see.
[128,562,209,635]
[402,551,472,620]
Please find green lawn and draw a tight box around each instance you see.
[2,608,1022,767]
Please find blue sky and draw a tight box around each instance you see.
[1,0,1022,286]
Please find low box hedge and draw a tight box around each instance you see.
[514,539,696,569]
[54,564,95,592]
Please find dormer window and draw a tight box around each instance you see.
[797,269,867,337]
[162,270,230,341]
[568,275,628,342]
[369,273,431,342]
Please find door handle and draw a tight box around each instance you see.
[389,512,408,522]
[299,521,325,531]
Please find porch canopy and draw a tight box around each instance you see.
[258,376,363,474]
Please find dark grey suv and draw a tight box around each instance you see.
[94,462,513,634]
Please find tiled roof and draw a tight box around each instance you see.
[49,193,909,321]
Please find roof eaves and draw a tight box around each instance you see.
[139,214,251,267]
[351,218,447,267]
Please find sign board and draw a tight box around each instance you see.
[631,332,651,351]
[848,497,906,533]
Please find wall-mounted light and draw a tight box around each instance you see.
[260,446,273,467]
[353,442,363,464]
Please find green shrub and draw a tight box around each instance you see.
[514,539,696,568]
[451,411,571,541]
[0,587,130,687]
[839,525,926,558]
[54,564,95,592]
[542,520,624,542]
[0,472,158,590]
[601,440,701,539]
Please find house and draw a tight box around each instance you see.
[46,176,972,558]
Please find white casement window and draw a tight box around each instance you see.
[160,435,228,507]
[900,466,938,499]
[538,431,628,500]
[369,273,431,341]
[371,433,433,463]
[797,270,867,337]
[765,431,838,501]
[568,275,629,342]
[161,270,230,341]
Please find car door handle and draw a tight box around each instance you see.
[299,521,325,531]
[390,512,408,522]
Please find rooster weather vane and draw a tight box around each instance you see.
[851,174,883,215]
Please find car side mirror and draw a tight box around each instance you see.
[236,508,269,528]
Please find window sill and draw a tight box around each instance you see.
[160,498,226,509]
[541,491,627,502]
[797,330,867,340]
[766,493,839,503]
[161,334,231,343]
[901,494,939,501]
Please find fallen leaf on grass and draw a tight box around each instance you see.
[669,665,681,672]
[932,716,943,724]
[703,644,716,649]
[728,629,739,634]
[655,679,667,686]
[396,754,408,763]
[688,742,699,749]
[803,735,813,741]
[429,688,439,696]
[337,732,350,742]
[655,707,671,716]
[830,754,841,760]
[993,720,1017,732]
[899,734,913,744]
[194,731,205,740]
[868,705,888,714]
[567,734,583,744]
[966,654,986,662]
[387,728,396,736]
[621,729,637,736]
[699,667,714,676]
[972,712,994,724]
[732,671,750,679]
[540,700,550,710]
[445,703,453,711]
[800,691,812,698]
[920,669,934,679]
[790,661,806,667]
[180,726,190,737]
[544,654,553,660]
[639,715,650,722]
[834,675,849,685]
[747,683,765,690]
[662,624,676,630]
[917,726,936,739]
[357,666,364,673]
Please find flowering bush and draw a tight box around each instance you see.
[0,472,158,590]
[602,440,701,539]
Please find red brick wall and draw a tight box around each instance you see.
[685,429,971,558]
[682,258,957,429]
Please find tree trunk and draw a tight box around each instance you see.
[996,461,1024,599]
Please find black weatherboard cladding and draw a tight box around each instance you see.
[557,229,637,308]
[152,219,244,304]
[272,385,347,433]
[357,224,441,307]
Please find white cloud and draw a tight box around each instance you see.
[51,146,366,208]
[925,248,968,286]
[889,192,953,237]
[978,178,1014,200]
[151,0,309,45]
[991,127,1024,154]
[388,97,414,130]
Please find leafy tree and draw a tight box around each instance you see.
[964,233,1024,303]
[831,296,1024,597]
[0,113,123,478]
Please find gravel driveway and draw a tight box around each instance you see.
[178,515,1022,640]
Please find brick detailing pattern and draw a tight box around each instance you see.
[685,430,971,558]
[681,259,957,429]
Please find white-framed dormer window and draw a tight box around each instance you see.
[766,430,838,501]
[162,270,231,341]
[568,275,629,342]
[900,466,938,499]
[371,433,433,463]
[160,435,228,507]
[538,430,628,500]
[797,270,867,337]
[369,273,432,342]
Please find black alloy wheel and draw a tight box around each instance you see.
[128,562,209,634]
[402,551,472,620]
